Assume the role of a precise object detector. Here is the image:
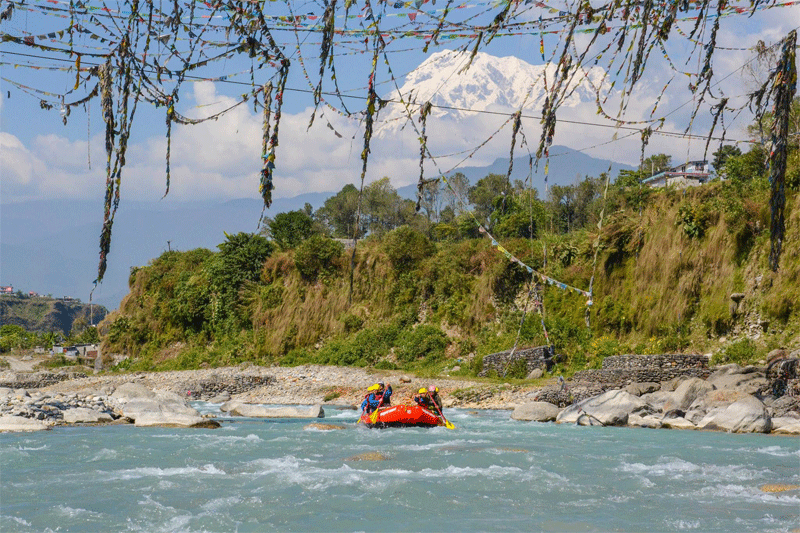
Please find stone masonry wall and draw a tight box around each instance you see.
[479,346,556,377]
[178,374,276,400]
[0,371,88,390]
[571,353,711,388]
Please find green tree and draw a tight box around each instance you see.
[316,184,361,238]
[723,146,768,182]
[547,184,577,234]
[363,177,406,236]
[269,210,315,250]
[711,145,742,175]
[208,232,273,329]
[468,173,510,225]
[641,154,672,177]
[443,172,470,215]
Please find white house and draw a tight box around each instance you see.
[643,160,710,188]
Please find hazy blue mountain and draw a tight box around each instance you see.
[0,146,631,311]
[397,146,634,200]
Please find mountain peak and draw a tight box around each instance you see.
[378,50,607,131]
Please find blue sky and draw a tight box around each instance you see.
[2,0,799,205]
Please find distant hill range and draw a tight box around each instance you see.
[0,146,632,311]
[0,295,108,335]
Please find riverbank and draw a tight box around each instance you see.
[0,359,798,435]
[2,364,533,409]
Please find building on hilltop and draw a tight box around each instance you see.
[643,160,710,188]
[0,285,13,294]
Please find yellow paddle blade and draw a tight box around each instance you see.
[369,408,380,424]
[444,419,455,430]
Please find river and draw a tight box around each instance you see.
[1,404,797,532]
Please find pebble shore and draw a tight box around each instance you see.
[21,365,534,409]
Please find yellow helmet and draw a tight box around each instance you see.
[418,387,427,394]
[368,384,380,392]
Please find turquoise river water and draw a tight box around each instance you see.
[1,404,798,532]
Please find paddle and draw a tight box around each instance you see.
[430,394,455,430]
[369,389,386,425]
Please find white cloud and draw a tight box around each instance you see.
[3,6,799,205]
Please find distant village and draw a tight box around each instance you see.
[0,285,81,302]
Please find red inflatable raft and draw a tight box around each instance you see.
[359,403,444,428]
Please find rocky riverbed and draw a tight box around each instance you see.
[0,359,798,435]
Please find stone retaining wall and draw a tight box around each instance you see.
[479,346,556,377]
[571,353,711,389]
[176,374,276,400]
[601,354,709,370]
[0,372,88,390]
[572,367,710,388]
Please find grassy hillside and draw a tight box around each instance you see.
[0,296,108,336]
[100,179,800,376]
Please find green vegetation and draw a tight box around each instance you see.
[0,295,107,337]
[95,135,800,377]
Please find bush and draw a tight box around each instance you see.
[395,325,448,364]
[294,235,344,281]
[710,338,758,366]
[384,226,435,271]
[342,313,364,333]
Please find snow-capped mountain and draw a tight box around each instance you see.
[377,50,608,134]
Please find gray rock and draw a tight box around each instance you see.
[526,368,544,380]
[209,392,231,403]
[228,403,325,419]
[0,414,50,432]
[577,412,606,426]
[111,382,156,401]
[0,387,13,398]
[62,407,113,424]
[706,365,766,395]
[699,395,771,433]
[625,382,661,396]
[661,416,696,430]
[511,401,560,422]
[120,390,212,428]
[628,414,662,429]
[557,390,648,426]
[770,417,800,435]
[639,390,671,411]
[662,377,714,413]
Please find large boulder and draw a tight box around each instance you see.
[639,390,672,412]
[0,414,50,432]
[662,377,714,413]
[111,382,156,401]
[120,390,216,428]
[770,417,800,435]
[699,395,771,433]
[62,407,113,424]
[661,416,696,430]
[624,382,661,396]
[556,390,649,426]
[706,364,767,395]
[222,402,325,418]
[628,414,663,429]
[511,402,560,422]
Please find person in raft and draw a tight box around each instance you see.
[413,385,443,413]
[360,382,393,414]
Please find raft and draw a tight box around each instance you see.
[359,403,444,428]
